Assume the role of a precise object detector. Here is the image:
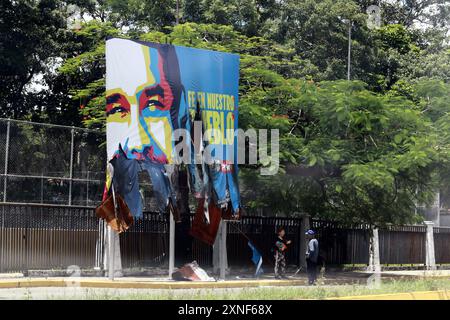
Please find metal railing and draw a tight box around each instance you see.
[0,118,164,211]
[0,202,99,272]
[2,202,450,273]
[0,203,306,272]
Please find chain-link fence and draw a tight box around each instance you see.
[0,118,164,210]
[0,118,106,206]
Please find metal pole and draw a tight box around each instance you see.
[0,117,101,133]
[23,206,30,275]
[108,165,118,280]
[40,173,44,204]
[220,220,227,280]
[3,119,10,202]
[68,127,74,205]
[168,210,175,278]
[0,206,3,272]
[94,219,103,271]
[0,118,9,272]
[0,172,101,182]
[347,21,352,81]
[108,225,114,280]
[86,171,89,206]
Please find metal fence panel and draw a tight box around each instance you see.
[0,203,99,272]
[72,130,106,181]
[0,119,105,206]
[119,213,169,269]
[8,121,72,176]
[311,220,370,265]
[434,227,450,264]
[227,217,302,268]
[71,180,104,207]
[379,226,426,265]
[3,202,450,273]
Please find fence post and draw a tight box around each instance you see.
[86,171,89,206]
[23,206,31,275]
[1,120,10,272]
[3,119,10,202]
[40,173,44,203]
[367,227,381,273]
[0,206,3,273]
[424,221,436,270]
[213,223,219,273]
[68,127,74,206]
[299,215,309,270]
[94,219,104,271]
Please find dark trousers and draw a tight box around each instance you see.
[306,258,317,284]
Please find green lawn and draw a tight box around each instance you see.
[68,278,450,300]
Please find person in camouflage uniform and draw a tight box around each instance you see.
[274,227,291,279]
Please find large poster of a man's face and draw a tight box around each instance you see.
[105,38,241,216]
[106,38,185,163]
[106,37,240,164]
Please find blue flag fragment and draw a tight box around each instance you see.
[248,241,263,277]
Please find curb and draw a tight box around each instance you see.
[0,277,372,289]
[0,278,310,290]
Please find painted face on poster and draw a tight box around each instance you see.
[106,38,176,163]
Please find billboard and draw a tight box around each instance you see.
[105,37,241,218]
[106,37,239,163]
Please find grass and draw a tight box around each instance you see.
[46,277,450,300]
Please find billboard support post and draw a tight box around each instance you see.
[169,211,175,279]
[219,220,227,280]
[108,225,114,280]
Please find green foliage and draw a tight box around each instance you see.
[242,79,444,225]
[49,20,450,224]
[2,1,450,224]
[0,0,68,118]
[375,24,415,54]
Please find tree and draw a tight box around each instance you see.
[64,22,317,130]
[273,0,382,83]
[0,0,69,118]
[182,0,204,23]
[202,0,260,36]
[246,79,448,225]
[380,0,450,28]
[61,22,449,225]
[2,1,450,224]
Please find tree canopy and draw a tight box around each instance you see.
[1,0,449,225]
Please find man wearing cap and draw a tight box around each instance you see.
[305,229,319,285]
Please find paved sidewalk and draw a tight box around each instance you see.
[0,271,377,289]
[0,276,353,290]
[0,269,447,290]
[0,271,448,299]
